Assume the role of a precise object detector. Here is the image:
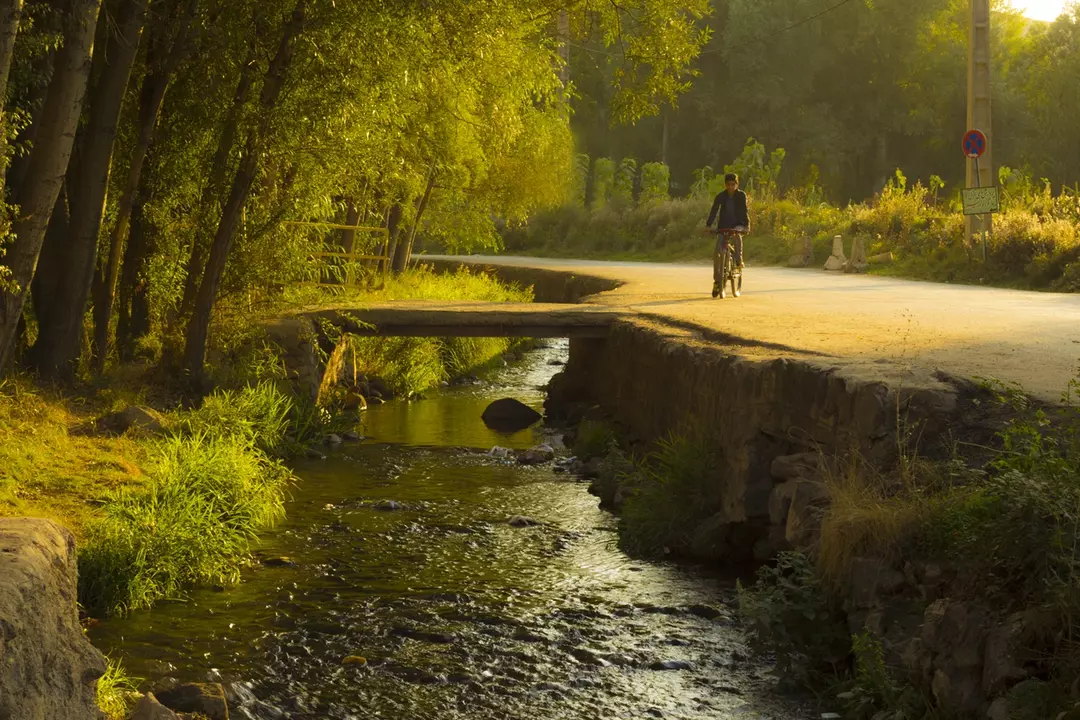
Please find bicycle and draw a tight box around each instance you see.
[709,226,745,299]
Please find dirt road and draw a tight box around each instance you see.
[440,256,1080,402]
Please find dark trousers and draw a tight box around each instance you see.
[713,231,743,283]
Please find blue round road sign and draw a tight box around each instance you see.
[963,129,987,159]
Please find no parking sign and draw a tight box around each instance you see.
[963,129,987,159]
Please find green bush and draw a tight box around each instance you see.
[592,158,615,209]
[737,551,850,683]
[618,431,723,556]
[572,419,617,460]
[640,162,670,206]
[78,433,292,616]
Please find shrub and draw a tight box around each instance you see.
[639,162,670,206]
[737,551,850,682]
[618,431,723,555]
[592,158,615,209]
[572,419,617,460]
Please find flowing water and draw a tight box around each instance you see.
[90,340,810,720]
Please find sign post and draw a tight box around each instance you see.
[962,129,996,261]
[966,0,993,252]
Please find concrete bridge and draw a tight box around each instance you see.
[301,301,618,339]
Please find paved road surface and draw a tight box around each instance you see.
[438,255,1080,402]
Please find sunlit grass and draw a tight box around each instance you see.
[96,656,140,720]
[0,376,146,537]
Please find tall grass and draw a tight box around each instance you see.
[175,380,292,454]
[96,657,140,720]
[78,385,294,617]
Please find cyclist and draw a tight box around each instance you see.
[704,173,750,289]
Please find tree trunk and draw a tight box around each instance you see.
[116,164,152,361]
[340,197,359,254]
[0,0,24,167]
[91,0,196,371]
[33,0,148,381]
[177,44,258,321]
[384,201,403,273]
[29,187,69,329]
[0,0,101,371]
[183,0,306,387]
[391,169,435,273]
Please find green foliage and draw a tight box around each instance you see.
[639,162,671,206]
[612,157,638,208]
[724,138,785,199]
[175,382,291,455]
[737,551,850,682]
[834,633,929,719]
[572,420,617,460]
[1004,679,1079,720]
[592,158,616,210]
[618,431,723,556]
[571,153,591,208]
[506,159,1080,292]
[916,401,1080,615]
[78,432,292,616]
[96,656,140,720]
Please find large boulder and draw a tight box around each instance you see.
[481,398,542,433]
[0,518,107,720]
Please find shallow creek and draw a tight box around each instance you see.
[89,340,811,720]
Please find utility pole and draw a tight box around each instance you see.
[966,0,993,246]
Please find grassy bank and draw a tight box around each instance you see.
[1,265,534,716]
[503,171,1080,292]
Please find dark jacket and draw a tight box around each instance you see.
[707,190,750,229]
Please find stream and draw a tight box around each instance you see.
[89,340,811,720]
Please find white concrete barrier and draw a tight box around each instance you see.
[844,236,869,273]
[824,235,846,271]
[788,236,814,268]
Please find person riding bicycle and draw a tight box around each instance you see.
[705,173,750,273]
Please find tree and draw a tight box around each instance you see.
[0,0,100,370]
[31,0,149,380]
[183,0,307,385]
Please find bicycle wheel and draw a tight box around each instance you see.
[718,247,730,299]
[731,264,742,298]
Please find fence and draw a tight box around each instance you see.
[283,220,391,286]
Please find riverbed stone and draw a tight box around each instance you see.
[518,444,556,465]
[97,405,166,436]
[482,398,542,432]
[155,682,229,720]
[132,693,181,720]
[0,518,107,720]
